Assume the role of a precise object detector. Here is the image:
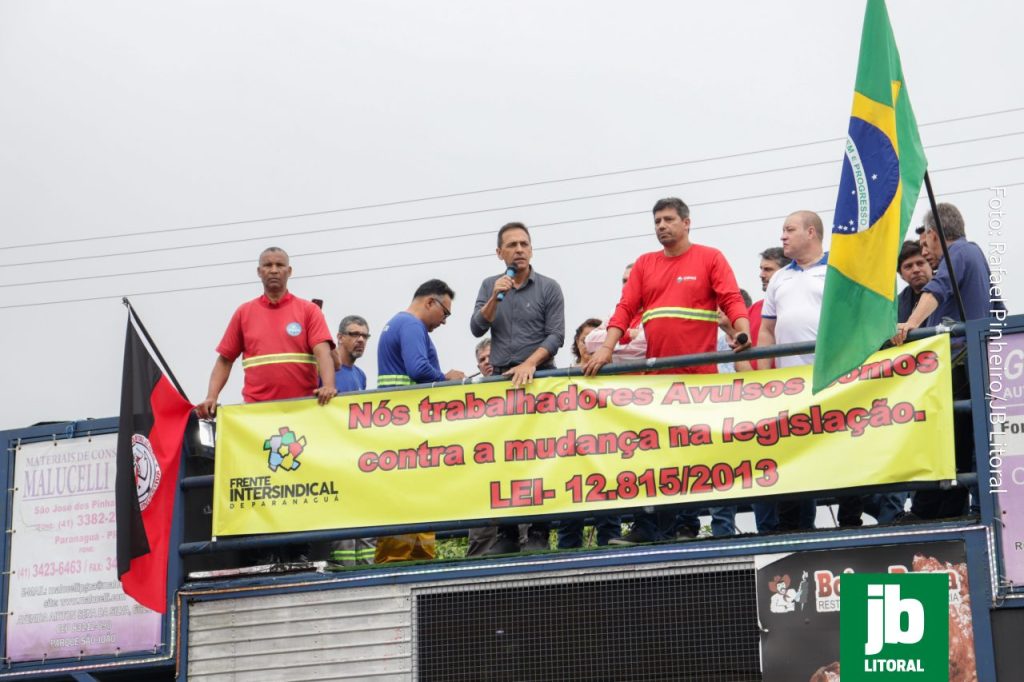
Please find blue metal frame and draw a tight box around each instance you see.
[174,320,1004,681]
[182,324,968,557]
[0,419,176,680]
[182,522,980,595]
[968,314,1024,602]
[177,475,971,556]
[0,430,14,672]
[964,527,999,681]
[3,319,1011,679]
[175,522,998,680]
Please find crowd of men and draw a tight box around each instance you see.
[194,197,1004,566]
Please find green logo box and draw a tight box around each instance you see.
[841,572,949,681]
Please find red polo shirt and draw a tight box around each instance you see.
[748,299,765,345]
[216,292,334,403]
[608,245,748,374]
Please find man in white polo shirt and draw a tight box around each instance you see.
[755,210,827,531]
[757,211,827,369]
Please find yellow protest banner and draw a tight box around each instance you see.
[212,336,954,537]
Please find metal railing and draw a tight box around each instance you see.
[178,323,970,557]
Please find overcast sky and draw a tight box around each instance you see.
[1,0,1021,430]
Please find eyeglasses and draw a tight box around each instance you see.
[432,297,451,319]
[342,331,371,340]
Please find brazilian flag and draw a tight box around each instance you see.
[813,0,927,393]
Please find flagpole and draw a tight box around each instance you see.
[921,171,968,322]
[122,297,191,402]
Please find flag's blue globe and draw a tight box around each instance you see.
[833,117,900,235]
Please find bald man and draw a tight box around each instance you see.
[756,211,827,370]
[197,246,336,417]
[754,211,828,531]
[197,246,337,567]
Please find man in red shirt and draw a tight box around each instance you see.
[196,247,337,418]
[584,197,750,543]
[196,247,336,567]
[584,197,750,375]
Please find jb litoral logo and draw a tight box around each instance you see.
[841,573,948,681]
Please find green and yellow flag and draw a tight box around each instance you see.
[813,0,928,393]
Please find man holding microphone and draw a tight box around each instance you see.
[471,221,566,553]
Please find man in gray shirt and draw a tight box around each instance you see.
[471,221,565,554]
[472,221,565,387]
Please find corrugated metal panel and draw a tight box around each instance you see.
[187,584,412,681]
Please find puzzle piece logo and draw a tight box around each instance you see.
[262,427,307,472]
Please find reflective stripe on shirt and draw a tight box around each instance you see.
[641,307,719,324]
[378,374,414,386]
[241,352,317,369]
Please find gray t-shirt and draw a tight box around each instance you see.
[471,268,565,369]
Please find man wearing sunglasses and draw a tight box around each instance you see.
[326,314,374,567]
[333,315,371,394]
[375,279,465,563]
[377,279,464,390]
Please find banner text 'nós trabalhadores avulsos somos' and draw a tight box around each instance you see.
[212,336,954,536]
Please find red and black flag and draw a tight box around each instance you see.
[116,301,193,613]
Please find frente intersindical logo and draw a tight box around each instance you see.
[226,427,339,509]
[840,573,948,681]
[263,426,307,472]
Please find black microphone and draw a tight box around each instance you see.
[496,266,516,301]
[735,333,749,346]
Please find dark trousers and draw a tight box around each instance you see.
[753,499,816,532]
[837,496,864,527]
[777,499,817,531]
[557,516,621,548]
[498,522,551,543]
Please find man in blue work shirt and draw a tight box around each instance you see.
[895,203,1005,336]
[375,280,465,563]
[893,202,1007,519]
[378,279,465,388]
